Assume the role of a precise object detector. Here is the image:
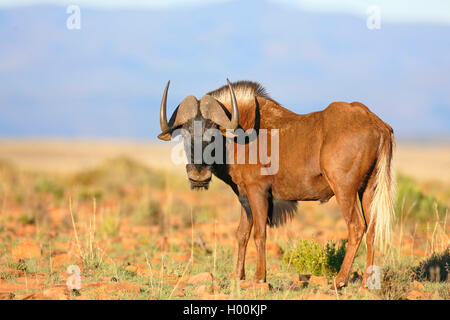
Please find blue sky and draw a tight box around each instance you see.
[2,0,450,25]
[0,0,449,139]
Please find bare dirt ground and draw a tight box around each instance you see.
[0,139,448,300]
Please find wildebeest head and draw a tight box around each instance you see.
[157,79,239,190]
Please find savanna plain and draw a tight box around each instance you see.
[0,139,448,300]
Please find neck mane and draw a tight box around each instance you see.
[207,80,271,105]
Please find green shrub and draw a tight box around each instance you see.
[411,247,449,282]
[18,212,36,225]
[395,174,447,222]
[78,188,103,202]
[282,239,347,276]
[100,211,121,237]
[132,200,161,226]
[34,176,65,200]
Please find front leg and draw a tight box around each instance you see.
[246,185,269,283]
[232,207,253,280]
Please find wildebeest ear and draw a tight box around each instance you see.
[199,95,233,130]
[157,95,199,141]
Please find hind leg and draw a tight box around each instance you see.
[332,192,366,289]
[320,137,376,289]
[360,184,377,288]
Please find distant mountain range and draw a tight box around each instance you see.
[1,1,449,138]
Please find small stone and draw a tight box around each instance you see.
[173,253,190,263]
[125,264,152,276]
[156,236,170,251]
[48,208,67,226]
[12,240,41,261]
[239,280,271,292]
[253,282,271,292]
[0,269,25,279]
[125,265,138,273]
[0,292,14,300]
[239,280,253,289]
[173,290,185,297]
[104,282,142,294]
[15,293,48,300]
[411,280,424,290]
[43,286,69,300]
[309,275,328,287]
[51,253,72,268]
[406,290,425,300]
[266,242,283,256]
[120,238,137,250]
[200,293,229,300]
[0,282,41,291]
[188,272,214,284]
[302,293,336,300]
[194,284,219,295]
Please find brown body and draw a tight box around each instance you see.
[157,81,395,289]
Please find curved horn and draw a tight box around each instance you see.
[227,78,239,130]
[159,80,170,133]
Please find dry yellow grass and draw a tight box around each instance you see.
[394,143,450,185]
[0,139,183,173]
[0,139,448,185]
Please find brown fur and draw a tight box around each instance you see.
[209,81,395,288]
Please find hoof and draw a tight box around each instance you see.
[330,280,346,291]
[230,272,245,281]
[253,278,266,284]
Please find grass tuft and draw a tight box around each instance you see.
[377,266,412,300]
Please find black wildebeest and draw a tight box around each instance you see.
[157,79,395,289]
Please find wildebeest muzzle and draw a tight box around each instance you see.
[186,164,212,190]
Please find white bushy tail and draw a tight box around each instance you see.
[369,133,396,252]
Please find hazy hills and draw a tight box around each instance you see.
[1,1,449,138]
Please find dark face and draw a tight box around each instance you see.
[180,116,220,190]
[157,79,239,190]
